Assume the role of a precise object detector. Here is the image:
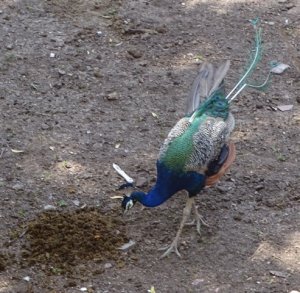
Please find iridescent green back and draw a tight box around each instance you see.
[159,94,234,172]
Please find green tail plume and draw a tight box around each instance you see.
[226,18,272,103]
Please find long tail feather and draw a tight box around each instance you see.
[226,19,271,102]
[228,27,262,98]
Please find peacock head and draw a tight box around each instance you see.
[121,191,144,213]
[121,195,135,213]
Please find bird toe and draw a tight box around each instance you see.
[158,242,181,259]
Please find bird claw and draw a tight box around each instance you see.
[184,214,209,235]
[195,214,209,235]
[158,241,181,259]
[185,219,196,226]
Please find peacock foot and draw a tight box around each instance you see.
[158,197,195,259]
[194,213,209,235]
[184,207,209,235]
[158,239,181,259]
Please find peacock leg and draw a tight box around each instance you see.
[192,202,209,235]
[184,200,209,234]
[159,197,194,258]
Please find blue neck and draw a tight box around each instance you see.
[132,184,174,208]
[131,161,205,207]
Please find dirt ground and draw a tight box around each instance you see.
[0,0,300,292]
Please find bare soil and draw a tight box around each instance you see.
[0,0,300,292]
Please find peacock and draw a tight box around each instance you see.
[116,21,272,258]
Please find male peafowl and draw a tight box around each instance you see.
[118,22,271,258]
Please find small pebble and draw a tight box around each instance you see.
[50,52,55,58]
[44,205,56,210]
[72,199,80,207]
[56,39,64,47]
[127,49,143,59]
[6,44,14,50]
[192,279,205,286]
[216,185,227,193]
[41,123,50,130]
[106,92,119,101]
[255,185,264,191]
[12,182,24,191]
[138,60,148,67]
[233,214,242,221]
[23,276,30,282]
[118,240,136,251]
[104,263,113,269]
[68,281,77,287]
[58,69,66,76]
[93,69,103,78]
[64,162,72,168]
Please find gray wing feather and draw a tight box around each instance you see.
[159,117,190,159]
[208,60,231,96]
[185,113,235,171]
[186,62,214,115]
[186,61,231,116]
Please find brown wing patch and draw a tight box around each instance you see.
[205,141,236,187]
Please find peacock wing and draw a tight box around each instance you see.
[186,61,230,116]
[159,117,191,159]
[186,63,215,116]
[185,113,234,172]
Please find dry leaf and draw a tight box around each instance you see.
[277,104,293,111]
[271,63,290,74]
[118,239,136,250]
[110,196,123,199]
[11,149,24,153]
[269,270,288,278]
[112,163,134,183]
[148,286,156,293]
